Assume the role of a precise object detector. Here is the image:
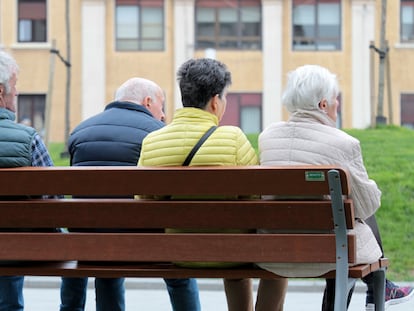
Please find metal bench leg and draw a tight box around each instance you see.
[334,277,347,311]
[329,169,351,311]
[333,277,357,311]
[347,278,357,305]
[372,268,386,311]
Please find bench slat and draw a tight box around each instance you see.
[0,166,350,196]
[0,260,388,279]
[0,200,354,230]
[0,233,356,263]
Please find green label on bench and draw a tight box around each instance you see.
[305,171,325,181]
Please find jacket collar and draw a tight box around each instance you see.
[105,101,154,118]
[289,109,336,128]
[0,108,16,121]
[172,107,219,125]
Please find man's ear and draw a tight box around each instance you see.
[0,85,5,107]
[142,95,152,109]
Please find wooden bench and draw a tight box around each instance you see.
[0,166,388,310]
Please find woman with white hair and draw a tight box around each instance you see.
[258,64,413,311]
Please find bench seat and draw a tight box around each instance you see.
[0,166,388,311]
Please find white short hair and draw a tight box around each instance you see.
[114,77,161,104]
[0,51,19,94]
[282,65,339,113]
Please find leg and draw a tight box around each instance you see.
[223,278,253,311]
[363,215,414,308]
[322,279,335,311]
[255,278,288,311]
[95,278,125,311]
[362,215,383,308]
[0,276,24,311]
[364,215,384,255]
[321,278,354,311]
[60,277,88,311]
[164,278,201,311]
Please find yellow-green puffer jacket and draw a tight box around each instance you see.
[138,108,258,167]
[138,107,258,268]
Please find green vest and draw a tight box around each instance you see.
[0,108,36,167]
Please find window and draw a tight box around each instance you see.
[17,95,46,137]
[401,0,414,42]
[221,93,262,134]
[401,93,414,129]
[18,0,47,42]
[195,0,261,50]
[115,0,164,51]
[292,0,341,51]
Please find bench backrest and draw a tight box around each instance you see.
[0,165,355,264]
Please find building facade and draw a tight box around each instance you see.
[0,0,413,143]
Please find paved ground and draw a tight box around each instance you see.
[22,277,414,310]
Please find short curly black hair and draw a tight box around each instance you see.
[177,58,232,109]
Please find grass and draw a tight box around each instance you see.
[48,143,70,166]
[345,126,414,281]
[49,126,414,281]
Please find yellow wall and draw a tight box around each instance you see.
[1,0,414,142]
[194,51,263,92]
[372,0,412,125]
[281,1,353,127]
[1,0,82,142]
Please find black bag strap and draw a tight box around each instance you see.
[182,126,218,166]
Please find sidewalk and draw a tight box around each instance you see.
[23,277,414,310]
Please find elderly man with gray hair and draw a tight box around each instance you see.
[62,77,200,311]
[0,50,56,310]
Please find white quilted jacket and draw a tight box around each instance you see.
[257,109,382,277]
[259,109,381,220]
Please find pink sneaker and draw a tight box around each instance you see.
[385,281,414,307]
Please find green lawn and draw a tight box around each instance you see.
[50,126,414,281]
[345,126,414,281]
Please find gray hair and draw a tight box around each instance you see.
[282,65,339,113]
[0,51,19,94]
[177,58,232,109]
[114,77,161,104]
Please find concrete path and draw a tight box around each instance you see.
[23,277,414,310]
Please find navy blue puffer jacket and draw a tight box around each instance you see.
[69,101,164,166]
